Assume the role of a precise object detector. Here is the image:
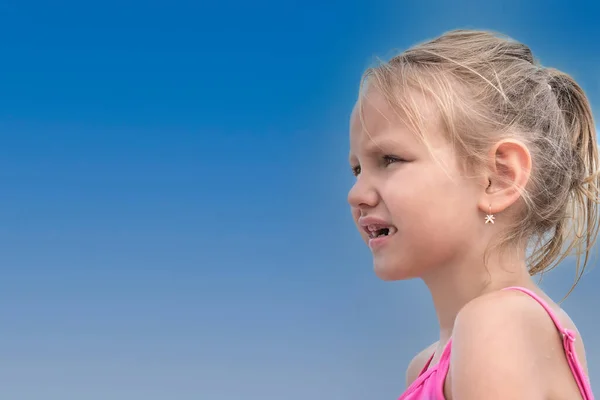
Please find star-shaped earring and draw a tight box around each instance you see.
[485,205,495,224]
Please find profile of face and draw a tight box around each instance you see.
[347,88,487,281]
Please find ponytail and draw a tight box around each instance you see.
[546,68,600,292]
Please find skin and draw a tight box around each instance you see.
[347,87,590,399]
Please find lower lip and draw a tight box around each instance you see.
[368,234,392,250]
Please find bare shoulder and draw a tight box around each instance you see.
[454,288,556,338]
[450,289,585,399]
[405,341,438,387]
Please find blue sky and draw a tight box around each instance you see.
[0,1,599,399]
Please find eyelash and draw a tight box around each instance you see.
[382,155,403,166]
[351,155,405,176]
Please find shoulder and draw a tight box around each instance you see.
[405,341,438,387]
[454,288,554,337]
[449,289,558,399]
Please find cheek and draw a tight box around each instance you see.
[383,169,475,228]
[419,181,479,244]
[381,169,440,214]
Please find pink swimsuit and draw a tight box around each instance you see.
[398,286,594,400]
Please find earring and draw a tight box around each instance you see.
[485,205,495,224]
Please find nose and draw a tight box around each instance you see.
[347,176,379,210]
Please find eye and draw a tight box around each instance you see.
[351,164,361,176]
[382,155,404,166]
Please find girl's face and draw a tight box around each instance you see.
[348,88,486,281]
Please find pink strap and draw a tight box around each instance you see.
[503,286,565,329]
[418,353,434,376]
[503,286,594,399]
[417,339,453,377]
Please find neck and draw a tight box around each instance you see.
[421,247,534,343]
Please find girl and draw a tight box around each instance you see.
[348,29,598,399]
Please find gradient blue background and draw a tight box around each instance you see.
[0,1,599,399]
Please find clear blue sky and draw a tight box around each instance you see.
[0,1,599,399]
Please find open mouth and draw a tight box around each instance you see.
[365,224,397,239]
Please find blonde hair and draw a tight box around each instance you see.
[359,29,600,289]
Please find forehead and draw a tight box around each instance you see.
[349,87,440,152]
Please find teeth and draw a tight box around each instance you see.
[366,225,396,238]
[367,224,386,232]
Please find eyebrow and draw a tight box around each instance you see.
[363,137,404,153]
[349,137,406,164]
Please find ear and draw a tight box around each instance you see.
[478,139,532,216]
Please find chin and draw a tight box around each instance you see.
[373,260,414,281]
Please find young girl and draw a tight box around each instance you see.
[348,29,598,399]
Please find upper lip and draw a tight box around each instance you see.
[358,216,392,234]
